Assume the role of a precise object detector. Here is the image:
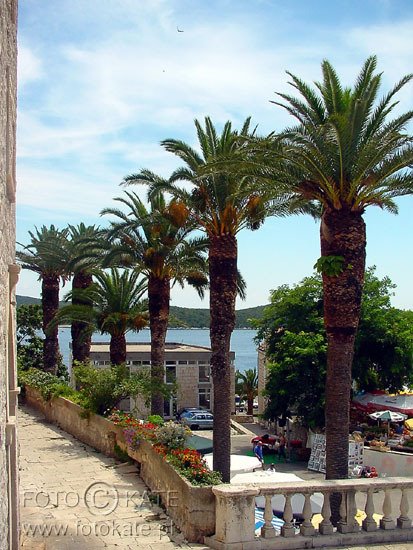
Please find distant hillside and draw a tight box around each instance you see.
[17,295,267,328]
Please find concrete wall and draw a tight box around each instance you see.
[0,2,19,548]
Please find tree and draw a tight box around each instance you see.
[66,223,103,363]
[143,117,281,481]
[270,56,413,493]
[254,269,413,437]
[16,304,44,371]
[52,268,148,365]
[17,226,70,374]
[235,368,258,415]
[101,185,208,415]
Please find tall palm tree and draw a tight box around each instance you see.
[101,184,208,414]
[236,368,258,416]
[52,268,148,365]
[66,223,103,363]
[17,225,70,374]
[140,117,284,481]
[271,56,413,498]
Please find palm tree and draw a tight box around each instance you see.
[140,117,283,481]
[271,57,413,499]
[66,223,103,363]
[236,369,258,415]
[17,225,70,374]
[101,184,208,414]
[52,268,148,365]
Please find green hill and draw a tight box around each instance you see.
[16,295,267,328]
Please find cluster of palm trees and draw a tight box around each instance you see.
[17,57,413,488]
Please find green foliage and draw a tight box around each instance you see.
[314,256,346,277]
[147,414,164,426]
[18,368,77,402]
[73,362,152,416]
[254,268,413,427]
[154,421,191,450]
[17,304,44,371]
[113,443,132,462]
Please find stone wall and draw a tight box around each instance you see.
[24,387,216,542]
[0,1,18,549]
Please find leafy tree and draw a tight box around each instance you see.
[235,368,258,415]
[50,268,148,365]
[17,304,43,371]
[17,226,71,374]
[142,116,282,481]
[255,268,413,428]
[270,56,413,492]
[101,186,208,415]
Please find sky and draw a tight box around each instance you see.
[16,0,413,310]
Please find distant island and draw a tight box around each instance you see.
[16,295,267,329]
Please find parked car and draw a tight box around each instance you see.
[176,407,208,421]
[181,412,214,430]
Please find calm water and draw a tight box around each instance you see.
[58,327,258,373]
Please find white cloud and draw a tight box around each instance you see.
[17,44,44,87]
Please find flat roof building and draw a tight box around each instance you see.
[88,341,236,418]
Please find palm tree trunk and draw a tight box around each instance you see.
[42,274,60,374]
[110,333,127,365]
[210,234,237,483]
[321,207,366,523]
[148,275,170,416]
[71,270,93,363]
[247,398,253,416]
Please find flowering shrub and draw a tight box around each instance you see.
[154,421,191,450]
[167,448,222,486]
[114,410,222,486]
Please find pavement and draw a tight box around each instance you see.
[19,407,412,550]
[19,405,209,550]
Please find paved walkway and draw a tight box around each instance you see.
[19,405,208,549]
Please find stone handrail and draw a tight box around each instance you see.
[205,478,413,549]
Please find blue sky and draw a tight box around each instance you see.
[16,0,413,309]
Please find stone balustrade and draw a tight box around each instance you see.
[205,478,413,549]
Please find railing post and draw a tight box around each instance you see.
[300,493,315,536]
[397,488,412,529]
[380,489,395,530]
[261,494,277,539]
[319,491,334,535]
[281,493,295,538]
[362,489,377,532]
[209,485,259,548]
[338,490,359,533]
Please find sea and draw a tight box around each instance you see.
[58,327,258,374]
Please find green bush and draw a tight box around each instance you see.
[147,414,164,426]
[73,362,151,416]
[154,421,191,451]
[18,368,76,401]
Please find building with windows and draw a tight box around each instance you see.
[0,1,19,548]
[88,341,236,418]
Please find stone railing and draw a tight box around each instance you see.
[205,478,413,549]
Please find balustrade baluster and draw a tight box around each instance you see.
[319,492,333,535]
[339,490,358,533]
[397,488,412,529]
[362,489,377,532]
[261,494,277,539]
[300,493,315,536]
[281,494,295,538]
[337,491,347,533]
[380,489,395,530]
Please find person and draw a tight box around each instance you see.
[278,433,286,461]
[253,441,264,465]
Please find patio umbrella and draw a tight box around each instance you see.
[368,410,408,435]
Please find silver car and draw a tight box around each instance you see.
[181,412,214,430]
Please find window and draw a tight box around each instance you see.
[166,366,176,384]
[178,360,188,365]
[199,388,211,409]
[199,364,210,382]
